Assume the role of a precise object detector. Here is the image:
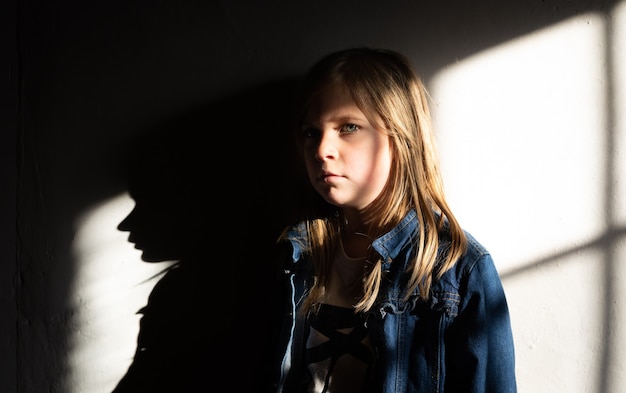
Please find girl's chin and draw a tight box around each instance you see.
[315,188,361,208]
[320,196,350,209]
[318,193,344,206]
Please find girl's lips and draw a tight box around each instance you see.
[320,172,342,183]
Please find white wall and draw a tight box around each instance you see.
[11,1,625,392]
[433,6,626,392]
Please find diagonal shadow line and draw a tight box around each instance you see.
[499,225,626,280]
[500,223,625,393]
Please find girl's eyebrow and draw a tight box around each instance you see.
[302,113,368,126]
[333,115,362,122]
[323,114,368,125]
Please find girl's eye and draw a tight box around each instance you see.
[340,123,360,133]
[301,127,320,139]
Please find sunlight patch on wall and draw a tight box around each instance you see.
[431,7,626,392]
[505,247,605,391]
[69,193,174,393]
[431,13,607,272]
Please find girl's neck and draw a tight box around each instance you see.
[341,232,372,259]
[340,211,374,259]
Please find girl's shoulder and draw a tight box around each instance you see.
[277,220,310,264]
[462,230,490,258]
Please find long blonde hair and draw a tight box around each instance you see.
[284,47,467,313]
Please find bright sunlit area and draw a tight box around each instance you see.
[69,193,174,393]
[431,4,625,393]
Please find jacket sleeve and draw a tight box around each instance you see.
[261,239,298,393]
[445,254,517,393]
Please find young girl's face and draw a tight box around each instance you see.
[301,84,392,211]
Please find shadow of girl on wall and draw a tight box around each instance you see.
[111,79,304,392]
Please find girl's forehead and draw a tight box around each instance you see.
[304,92,367,123]
[312,84,353,107]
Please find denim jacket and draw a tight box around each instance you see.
[269,210,516,393]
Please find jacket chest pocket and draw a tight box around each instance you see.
[428,291,460,318]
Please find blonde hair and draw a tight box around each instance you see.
[284,47,467,313]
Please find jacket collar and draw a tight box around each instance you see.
[371,209,418,269]
[286,209,420,267]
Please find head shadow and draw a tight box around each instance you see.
[118,78,305,266]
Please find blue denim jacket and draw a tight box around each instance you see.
[270,210,517,392]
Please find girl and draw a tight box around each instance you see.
[268,48,516,393]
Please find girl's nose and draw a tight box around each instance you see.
[315,131,338,161]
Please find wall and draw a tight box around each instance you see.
[2,0,18,392]
[5,0,625,392]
